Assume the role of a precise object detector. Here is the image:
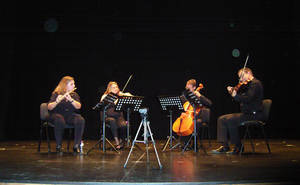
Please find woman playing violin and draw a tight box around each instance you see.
[211,67,264,154]
[100,81,132,150]
[47,76,85,153]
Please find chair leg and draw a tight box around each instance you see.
[38,122,43,152]
[240,126,249,155]
[261,125,271,154]
[207,125,211,147]
[247,126,255,153]
[46,124,51,153]
[201,126,205,143]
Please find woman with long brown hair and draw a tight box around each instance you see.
[100,81,132,150]
[48,76,85,153]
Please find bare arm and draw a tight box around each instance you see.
[65,94,81,109]
[48,94,63,110]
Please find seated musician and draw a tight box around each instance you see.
[180,79,212,148]
[100,81,132,150]
[211,67,264,154]
[47,76,85,153]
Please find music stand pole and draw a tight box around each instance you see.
[169,110,173,148]
[126,107,130,147]
[193,104,197,153]
[102,107,106,152]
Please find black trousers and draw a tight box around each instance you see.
[49,113,85,147]
[217,112,263,146]
[105,117,126,141]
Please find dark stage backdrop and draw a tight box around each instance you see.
[1,0,299,141]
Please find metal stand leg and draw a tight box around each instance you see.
[126,108,131,147]
[86,107,119,155]
[124,115,162,169]
[162,110,179,151]
[86,136,119,155]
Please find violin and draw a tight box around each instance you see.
[229,79,251,95]
[172,83,204,136]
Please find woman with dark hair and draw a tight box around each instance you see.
[48,76,85,153]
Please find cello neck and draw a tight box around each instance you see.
[195,83,204,92]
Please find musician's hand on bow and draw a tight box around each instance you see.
[227,86,236,97]
[119,91,133,96]
[227,86,233,93]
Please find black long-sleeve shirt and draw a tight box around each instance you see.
[234,77,263,114]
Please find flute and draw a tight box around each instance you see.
[56,87,77,103]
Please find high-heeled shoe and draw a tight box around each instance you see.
[116,144,124,150]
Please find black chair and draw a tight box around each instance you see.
[197,108,211,147]
[38,103,74,153]
[240,99,272,154]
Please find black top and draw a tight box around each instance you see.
[234,78,263,114]
[48,92,81,117]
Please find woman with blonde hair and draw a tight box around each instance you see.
[48,76,85,153]
[100,81,132,150]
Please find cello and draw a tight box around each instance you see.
[172,83,204,136]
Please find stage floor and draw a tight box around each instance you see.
[0,139,300,184]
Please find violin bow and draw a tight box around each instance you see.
[239,54,249,82]
[122,74,133,92]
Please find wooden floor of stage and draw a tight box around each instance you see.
[0,139,300,184]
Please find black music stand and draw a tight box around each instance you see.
[115,95,144,147]
[181,90,207,154]
[87,93,120,155]
[158,95,184,151]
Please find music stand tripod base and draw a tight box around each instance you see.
[87,95,121,155]
[158,95,184,152]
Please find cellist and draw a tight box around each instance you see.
[180,79,212,148]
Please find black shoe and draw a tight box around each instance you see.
[56,145,62,153]
[211,146,230,154]
[226,145,244,155]
[73,146,80,154]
